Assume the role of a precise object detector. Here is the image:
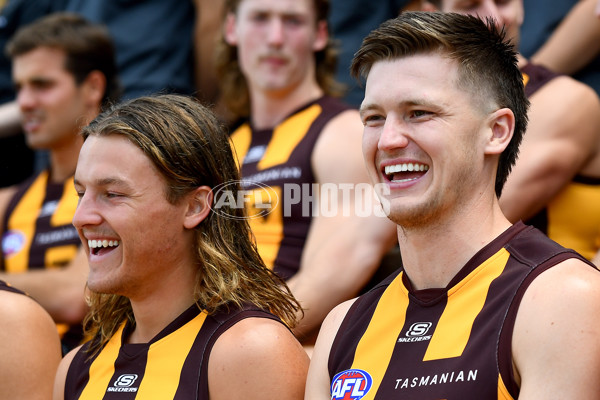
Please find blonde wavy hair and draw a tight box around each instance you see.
[81,94,301,355]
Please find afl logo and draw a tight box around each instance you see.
[1,230,25,258]
[331,369,372,399]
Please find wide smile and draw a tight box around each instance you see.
[383,162,430,183]
[88,239,120,256]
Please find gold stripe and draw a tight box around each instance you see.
[257,104,321,170]
[424,249,510,361]
[5,172,49,272]
[350,272,409,400]
[230,124,252,170]
[498,374,515,400]
[45,245,78,268]
[247,186,283,269]
[80,324,125,399]
[136,310,208,397]
[50,177,77,226]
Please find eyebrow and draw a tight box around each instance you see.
[74,177,134,191]
[359,99,439,116]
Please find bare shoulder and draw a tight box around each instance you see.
[531,74,600,140]
[513,258,600,397]
[208,317,309,400]
[0,289,62,400]
[0,288,57,334]
[316,108,363,144]
[312,108,367,183]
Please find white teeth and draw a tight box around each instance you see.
[384,163,429,175]
[88,239,120,249]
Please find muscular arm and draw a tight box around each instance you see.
[531,0,600,76]
[305,299,355,399]
[287,110,398,342]
[513,258,600,399]
[208,317,309,400]
[0,290,62,400]
[0,247,89,324]
[500,76,600,221]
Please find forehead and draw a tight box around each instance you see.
[12,46,68,77]
[76,134,161,187]
[237,0,315,16]
[363,54,462,105]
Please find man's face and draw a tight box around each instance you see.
[73,134,196,300]
[13,46,91,150]
[360,54,492,227]
[224,0,328,96]
[437,0,523,45]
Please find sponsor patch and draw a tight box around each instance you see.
[331,369,372,399]
[1,230,26,258]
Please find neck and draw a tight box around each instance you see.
[398,197,511,290]
[126,260,199,344]
[249,82,323,130]
[48,135,83,183]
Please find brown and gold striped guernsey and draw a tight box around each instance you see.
[328,222,594,400]
[64,304,282,399]
[1,170,80,271]
[1,170,82,351]
[230,96,351,280]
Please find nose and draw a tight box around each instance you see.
[16,86,36,111]
[72,192,102,231]
[378,115,410,152]
[267,18,285,46]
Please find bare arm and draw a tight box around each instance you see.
[288,110,398,341]
[305,299,356,399]
[0,290,62,400]
[0,247,89,324]
[208,317,309,400]
[513,258,600,399]
[500,76,600,221]
[0,101,22,138]
[531,0,600,76]
[192,0,225,104]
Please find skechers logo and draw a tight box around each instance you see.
[107,374,139,393]
[398,322,433,343]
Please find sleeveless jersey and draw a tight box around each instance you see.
[229,96,351,280]
[1,170,82,351]
[0,279,26,295]
[1,170,80,271]
[64,304,282,399]
[521,63,600,260]
[328,222,593,400]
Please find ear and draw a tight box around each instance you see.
[484,108,515,155]
[183,186,214,229]
[81,70,106,108]
[420,0,439,11]
[223,12,238,45]
[313,20,329,52]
